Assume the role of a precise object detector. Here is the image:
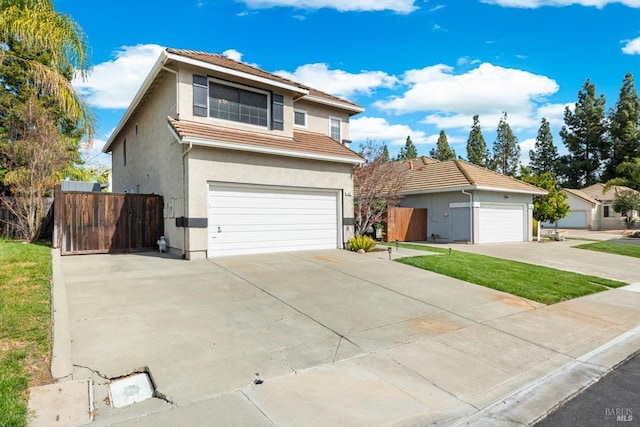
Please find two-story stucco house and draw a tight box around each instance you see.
[103,49,364,259]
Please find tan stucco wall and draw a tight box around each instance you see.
[184,147,355,258]
[293,99,350,141]
[175,64,296,138]
[109,70,186,255]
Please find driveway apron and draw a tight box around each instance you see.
[58,247,640,426]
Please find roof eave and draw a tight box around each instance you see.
[172,131,364,165]
[401,185,547,196]
[166,51,309,96]
[300,94,364,115]
[103,50,169,153]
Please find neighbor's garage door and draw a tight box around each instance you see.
[208,184,340,257]
[556,210,588,228]
[478,205,524,243]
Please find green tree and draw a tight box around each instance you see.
[521,170,570,227]
[0,0,93,130]
[612,188,640,228]
[466,114,489,167]
[397,136,418,160]
[604,73,640,181]
[430,130,456,161]
[381,143,390,162]
[604,157,640,191]
[559,79,609,188]
[491,112,521,176]
[529,118,559,176]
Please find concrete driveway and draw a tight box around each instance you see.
[53,245,640,426]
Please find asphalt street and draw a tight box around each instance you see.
[536,350,640,426]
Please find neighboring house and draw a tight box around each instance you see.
[545,184,639,230]
[393,157,547,243]
[541,188,597,230]
[103,48,364,259]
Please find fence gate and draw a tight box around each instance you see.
[54,186,164,255]
[386,207,427,242]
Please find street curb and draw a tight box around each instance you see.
[456,325,640,426]
[51,248,73,380]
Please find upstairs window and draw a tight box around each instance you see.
[294,110,307,127]
[193,75,283,129]
[329,117,341,141]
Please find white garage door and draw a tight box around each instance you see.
[556,210,588,228]
[478,205,524,243]
[208,184,340,257]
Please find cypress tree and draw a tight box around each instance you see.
[466,115,489,167]
[529,118,559,175]
[430,130,456,160]
[491,112,521,176]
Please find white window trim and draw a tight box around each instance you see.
[294,109,307,128]
[329,116,341,141]
[207,78,272,129]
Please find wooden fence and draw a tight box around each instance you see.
[54,186,164,255]
[386,207,428,242]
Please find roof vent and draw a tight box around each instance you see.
[341,139,352,148]
[408,161,414,170]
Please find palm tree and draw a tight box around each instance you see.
[0,0,94,137]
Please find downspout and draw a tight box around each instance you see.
[462,190,473,244]
[181,141,193,259]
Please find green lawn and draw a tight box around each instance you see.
[574,240,640,259]
[0,240,52,427]
[388,243,627,305]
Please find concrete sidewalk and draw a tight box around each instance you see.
[33,245,640,426]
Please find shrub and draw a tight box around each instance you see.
[349,235,376,252]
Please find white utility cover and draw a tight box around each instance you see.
[208,185,339,257]
[478,205,524,243]
[108,373,154,408]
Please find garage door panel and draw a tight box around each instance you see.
[211,213,337,227]
[478,206,524,243]
[208,185,340,257]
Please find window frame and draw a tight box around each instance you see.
[294,109,307,128]
[201,77,272,129]
[604,205,611,218]
[329,116,341,141]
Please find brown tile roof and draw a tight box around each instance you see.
[167,117,363,163]
[563,188,598,205]
[166,48,363,112]
[580,183,639,201]
[393,159,546,194]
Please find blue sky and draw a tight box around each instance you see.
[56,0,640,168]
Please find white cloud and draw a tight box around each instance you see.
[622,37,640,54]
[374,62,559,131]
[481,0,640,8]
[222,49,243,62]
[350,116,430,147]
[73,44,165,109]
[534,102,570,127]
[239,0,419,13]
[275,63,398,98]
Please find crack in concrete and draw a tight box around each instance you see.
[240,390,278,426]
[73,363,110,381]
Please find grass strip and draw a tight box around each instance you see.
[574,241,640,259]
[0,240,53,427]
[387,243,626,305]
